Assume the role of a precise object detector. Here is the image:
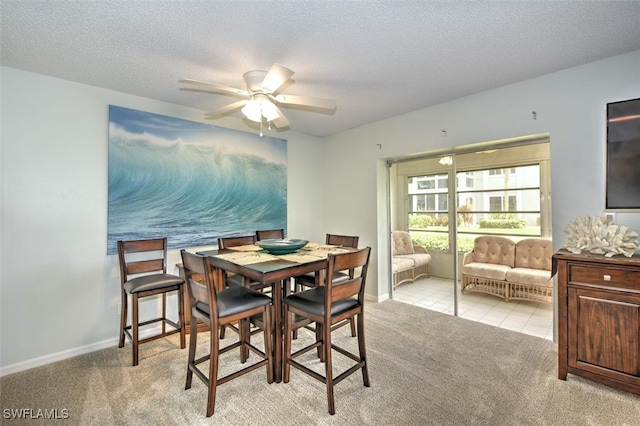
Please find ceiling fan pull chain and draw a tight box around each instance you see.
[259,119,263,137]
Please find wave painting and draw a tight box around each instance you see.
[107,105,287,254]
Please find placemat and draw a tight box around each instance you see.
[214,251,277,265]
[303,247,351,258]
[228,244,262,252]
[279,252,326,264]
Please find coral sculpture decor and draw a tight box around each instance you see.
[563,216,639,257]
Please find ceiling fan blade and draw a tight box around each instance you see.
[261,63,294,94]
[271,104,290,128]
[273,94,336,110]
[204,100,248,117]
[179,88,250,100]
[179,79,249,97]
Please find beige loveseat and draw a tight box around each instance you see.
[461,236,553,304]
[392,231,431,288]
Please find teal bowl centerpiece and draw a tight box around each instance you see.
[256,238,308,255]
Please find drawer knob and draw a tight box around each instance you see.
[603,274,611,281]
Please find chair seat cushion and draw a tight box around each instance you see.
[284,287,359,317]
[391,257,414,273]
[124,273,184,294]
[462,262,511,281]
[394,253,431,267]
[505,267,553,287]
[195,286,271,318]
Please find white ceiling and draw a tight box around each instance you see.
[2,1,640,137]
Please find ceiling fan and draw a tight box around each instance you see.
[179,63,337,133]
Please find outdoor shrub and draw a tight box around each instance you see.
[478,218,527,229]
[411,234,474,253]
[408,213,434,228]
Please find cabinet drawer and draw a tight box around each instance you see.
[569,263,640,291]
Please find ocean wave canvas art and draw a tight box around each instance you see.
[107,105,287,254]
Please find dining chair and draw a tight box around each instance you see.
[294,233,359,290]
[219,234,278,290]
[293,233,360,337]
[217,235,262,289]
[180,250,274,417]
[256,228,285,240]
[283,247,371,415]
[117,238,186,366]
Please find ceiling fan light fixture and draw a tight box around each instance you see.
[241,99,262,122]
[261,100,280,122]
[241,96,280,123]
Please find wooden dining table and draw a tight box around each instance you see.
[197,242,355,382]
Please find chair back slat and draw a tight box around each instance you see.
[256,229,285,240]
[326,234,359,248]
[218,235,257,249]
[125,259,165,275]
[120,238,165,253]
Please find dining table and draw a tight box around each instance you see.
[197,241,355,382]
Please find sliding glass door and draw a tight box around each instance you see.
[391,140,551,319]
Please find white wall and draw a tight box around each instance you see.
[0,68,325,372]
[2,50,639,373]
[323,50,640,302]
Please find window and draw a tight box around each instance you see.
[457,165,542,240]
[407,173,450,248]
[488,168,516,175]
[405,164,545,253]
[489,195,516,212]
[397,143,550,254]
[417,180,435,190]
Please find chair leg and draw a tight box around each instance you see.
[119,290,128,348]
[239,319,249,363]
[316,323,324,361]
[323,319,335,415]
[161,292,167,335]
[206,322,220,417]
[178,287,186,349]
[132,294,139,366]
[283,304,292,383]
[264,306,274,384]
[357,312,370,387]
[349,318,356,337]
[185,316,198,390]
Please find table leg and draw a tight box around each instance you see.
[273,279,284,382]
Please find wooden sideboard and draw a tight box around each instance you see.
[553,250,640,396]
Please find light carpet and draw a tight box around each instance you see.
[2,300,639,425]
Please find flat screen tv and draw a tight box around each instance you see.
[606,97,640,211]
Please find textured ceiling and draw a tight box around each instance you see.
[2,1,640,137]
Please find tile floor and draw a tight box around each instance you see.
[392,276,554,341]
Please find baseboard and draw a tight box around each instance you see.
[366,292,389,303]
[0,338,118,378]
[0,326,165,377]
